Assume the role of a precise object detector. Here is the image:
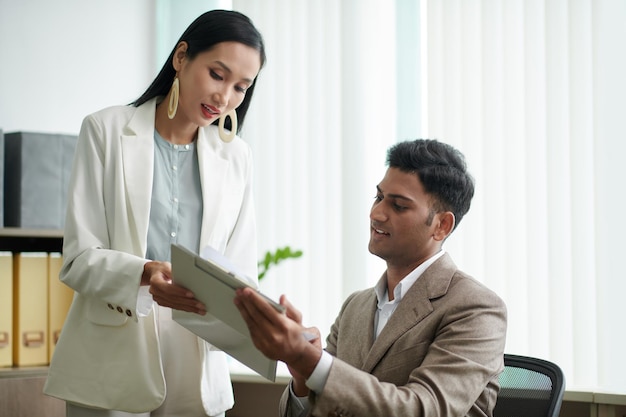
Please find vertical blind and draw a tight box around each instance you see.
[235,0,397,341]
[217,0,625,393]
[422,0,626,393]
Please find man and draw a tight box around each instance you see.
[234,139,507,417]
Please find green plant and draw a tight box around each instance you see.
[258,246,303,280]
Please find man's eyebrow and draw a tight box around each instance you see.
[376,185,413,202]
[214,60,254,84]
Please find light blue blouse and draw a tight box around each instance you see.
[145,130,207,416]
[146,130,203,262]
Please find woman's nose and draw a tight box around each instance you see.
[213,87,231,108]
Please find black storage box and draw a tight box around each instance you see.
[0,129,4,227]
[4,132,77,229]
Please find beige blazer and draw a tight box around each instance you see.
[281,254,507,417]
[43,98,258,415]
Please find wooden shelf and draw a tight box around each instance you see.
[0,228,63,252]
[0,366,49,379]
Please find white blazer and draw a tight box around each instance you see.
[43,98,258,415]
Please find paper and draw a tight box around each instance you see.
[170,244,283,381]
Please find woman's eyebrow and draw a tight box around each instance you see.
[214,60,254,84]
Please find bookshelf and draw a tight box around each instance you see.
[0,228,63,252]
[0,229,65,416]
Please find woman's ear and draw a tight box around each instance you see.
[433,211,455,241]
[172,41,189,71]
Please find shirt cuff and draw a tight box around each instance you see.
[305,350,333,393]
[287,381,310,416]
[136,285,154,317]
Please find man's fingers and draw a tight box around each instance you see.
[234,290,257,324]
[237,288,282,319]
[235,288,289,336]
[279,294,302,323]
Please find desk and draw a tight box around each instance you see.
[0,367,289,417]
[0,366,624,417]
[562,390,626,417]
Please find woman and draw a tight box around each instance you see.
[44,10,266,417]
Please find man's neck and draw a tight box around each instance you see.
[385,250,445,300]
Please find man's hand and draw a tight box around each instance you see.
[234,288,322,388]
[280,295,322,396]
[142,260,206,315]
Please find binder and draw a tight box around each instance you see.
[171,244,283,382]
[0,252,12,367]
[47,253,73,362]
[12,252,49,366]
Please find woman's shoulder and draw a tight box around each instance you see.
[81,100,157,135]
[85,104,138,124]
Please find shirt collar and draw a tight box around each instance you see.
[374,250,446,306]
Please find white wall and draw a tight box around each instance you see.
[0,0,156,134]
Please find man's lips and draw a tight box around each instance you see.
[372,226,390,236]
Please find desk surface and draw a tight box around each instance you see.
[3,366,622,405]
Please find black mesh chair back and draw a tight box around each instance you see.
[493,354,566,417]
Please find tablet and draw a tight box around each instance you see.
[170,243,283,381]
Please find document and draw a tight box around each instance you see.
[170,244,284,381]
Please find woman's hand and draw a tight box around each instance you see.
[142,260,206,315]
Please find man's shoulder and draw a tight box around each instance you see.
[447,269,506,309]
[426,254,505,307]
[339,287,376,310]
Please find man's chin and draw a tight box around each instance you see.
[368,243,384,259]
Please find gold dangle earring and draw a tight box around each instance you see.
[218,109,238,143]
[167,77,180,119]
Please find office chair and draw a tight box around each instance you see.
[493,354,566,417]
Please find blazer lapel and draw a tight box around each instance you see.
[196,126,228,249]
[121,100,156,252]
[361,254,456,372]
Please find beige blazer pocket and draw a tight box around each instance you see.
[86,300,129,326]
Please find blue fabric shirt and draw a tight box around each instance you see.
[144,130,207,416]
[146,130,203,262]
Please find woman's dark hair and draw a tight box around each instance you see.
[132,9,266,133]
[386,139,475,230]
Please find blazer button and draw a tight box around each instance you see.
[107,303,114,310]
[116,306,123,313]
[125,309,133,317]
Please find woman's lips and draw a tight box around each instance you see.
[201,103,220,119]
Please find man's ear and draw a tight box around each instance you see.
[172,41,188,71]
[433,211,455,241]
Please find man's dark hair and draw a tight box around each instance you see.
[387,139,475,229]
